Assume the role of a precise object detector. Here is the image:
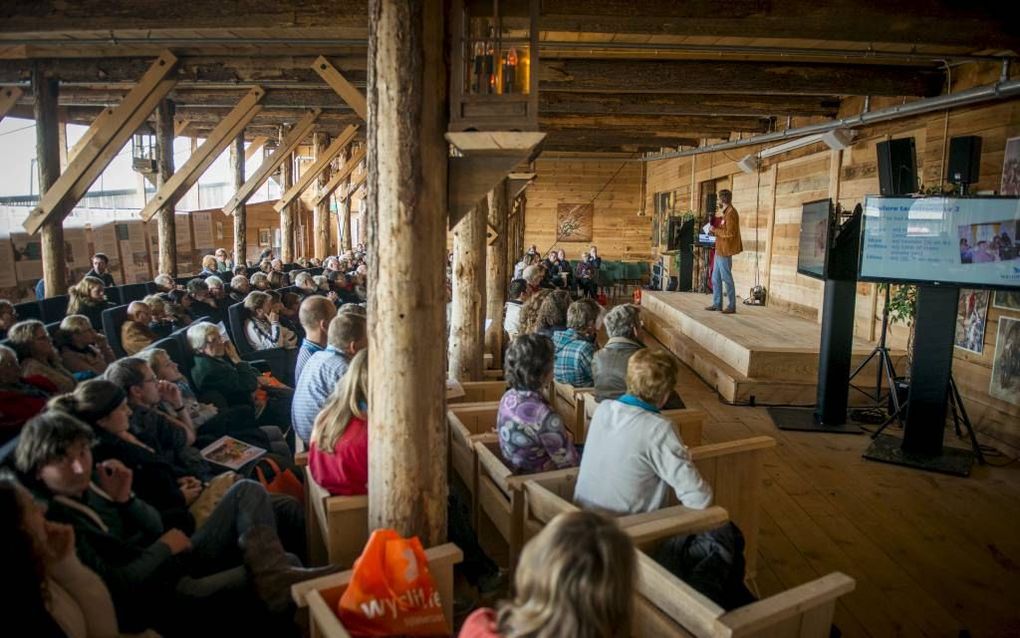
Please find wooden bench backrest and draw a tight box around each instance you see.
[306,470,370,569]
[447,403,500,494]
[448,380,507,405]
[553,381,596,443]
[292,543,464,638]
[582,393,705,448]
[689,436,775,579]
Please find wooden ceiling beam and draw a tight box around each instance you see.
[312,55,367,120]
[541,114,769,134]
[275,124,358,212]
[40,87,355,110]
[540,59,944,97]
[140,88,265,221]
[222,108,321,214]
[245,136,269,161]
[23,51,178,236]
[538,0,1018,49]
[315,145,367,206]
[542,130,701,152]
[540,92,839,118]
[0,86,22,122]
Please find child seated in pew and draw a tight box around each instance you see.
[460,510,635,638]
[575,349,754,609]
[553,299,602,387]
[498,334,579,474]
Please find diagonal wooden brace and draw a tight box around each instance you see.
[313,56,367,120]
[24,51,179,235]
[222,108,322,215]
[274,124,358,213]
[0,86,23,122]
[140,87,266,221]
[315,145,367,206]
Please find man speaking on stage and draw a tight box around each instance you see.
[706,189,743,314]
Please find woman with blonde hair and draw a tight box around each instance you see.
[7,320,76,393]
[66,276,114,328]
[308,349,368,495]
[517,288,552,336]
[56,314,116,379]
[460,510,636,638]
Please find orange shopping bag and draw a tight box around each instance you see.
[337,529,449,637]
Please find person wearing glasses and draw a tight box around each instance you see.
[6,320,76,393]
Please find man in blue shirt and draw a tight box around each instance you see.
[292,311,368,444]
[294,295,337,383]
[553,298,602,387]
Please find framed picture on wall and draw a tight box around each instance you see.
[1001,136,1020,197]
[993,290,1020,311]
[258,228,271,246]
[989,315,1020,407]
[556,203,594,242]
[954,289,990,354]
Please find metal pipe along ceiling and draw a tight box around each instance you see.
[641,78,1020,162]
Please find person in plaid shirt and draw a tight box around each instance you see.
[553,299,602,386]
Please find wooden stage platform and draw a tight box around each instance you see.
[641,291,905,406]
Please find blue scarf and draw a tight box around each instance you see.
[617,393,660,414]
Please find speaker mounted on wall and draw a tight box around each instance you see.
[876,137,918,196]
[947,135,982,188]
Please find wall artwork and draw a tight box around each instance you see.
[954,289,990,353]
[1001,136,1020,197]
[556,203,594,242]
[258,228,272,246]
[989,315,1020,406]
[993,289,1020,311]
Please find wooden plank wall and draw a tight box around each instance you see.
[523,157,648,260]
[642,92,1020,450]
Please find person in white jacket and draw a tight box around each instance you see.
[574,348,712,514]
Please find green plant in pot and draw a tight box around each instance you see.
[878,282,917,376]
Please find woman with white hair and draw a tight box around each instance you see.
[56,314,116,379]
[244,291,298,351]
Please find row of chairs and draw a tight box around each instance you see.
[12,282,156,327]
[598,260,651,298]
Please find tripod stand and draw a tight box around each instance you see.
[870,372,985,465]
[848,286,903,425]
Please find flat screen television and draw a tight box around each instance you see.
[797,199,832,280]
[858,195,1020,289]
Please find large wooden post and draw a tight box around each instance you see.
[485,180,509,368]
[313,132,332,259]
[35,70,65,297]
[279,130,295,262]
[229,132,246,266]
[154,98,177,276]
[449,197,488,381]
[340,145,354,253]
[366,0,448,544]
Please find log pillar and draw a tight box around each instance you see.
[449,196,488,381]
[154,99,177,276]
[485,180,509,368]
[229,132,247,267]
[366,0,448,545]
[279,135,295,262]
[313,132,332,259]
[34,70,65,297]
[340,145,354,253]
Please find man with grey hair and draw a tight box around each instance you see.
[522,264,544,294]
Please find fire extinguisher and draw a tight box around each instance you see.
[633,288,642,305]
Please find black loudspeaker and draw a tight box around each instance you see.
[947,135,982,185]
[876,138,918,196]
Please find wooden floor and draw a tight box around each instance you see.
[645,334,1020,638]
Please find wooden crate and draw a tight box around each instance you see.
[305,470,369,569]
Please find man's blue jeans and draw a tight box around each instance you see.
[712,255,735,310]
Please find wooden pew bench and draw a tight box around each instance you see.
[522,478,855,638]
[447,401,500,496]
[552,380,596,443]
[291,543,463,638]
[447,380,507,405]
[581,391,706,447]
[304,469,370,569]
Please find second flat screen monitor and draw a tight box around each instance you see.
[797,199,832,280]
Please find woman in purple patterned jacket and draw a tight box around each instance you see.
[497,334,580,474]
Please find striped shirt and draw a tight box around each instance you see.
[295,338,326,382]
[292,346,351,444]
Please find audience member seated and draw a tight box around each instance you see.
[7,320,77,393]
[513,253,539,281]
[267,270,286,290]
[250,271,271,292]
[575,349,711,515]
[258,258,273,274]
[459,510,635,638]
[14,412,335,632]
[503,278,529,342]
[575,249,600,299]
[497,334,579,473]
[142,294,178,338]
[229,275,251,303]
[521,264,544,295]
[197,254,219,278]
[84,252,116,288]
[56,314,116,380]
[0,344,51,443]
[186,278,223,324]
[553,299,601,387]
[279,292,303,337]
[165,289,194,325]
[244,291,298,351]
[293,271,318,298]
[292,312,367,445]
[0,299,16,339]
[153,273,176,296]
[0,472,123,637]
[66,276,116,328]
[233,264,248,278]
[295,295,338,382]
[188,322,293,431]
[308,349,369,495]
[205,275,228,306]
[534,292,569,339]
[517,289,551,336]
[215,248,233,273]
[121,301,158,355]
